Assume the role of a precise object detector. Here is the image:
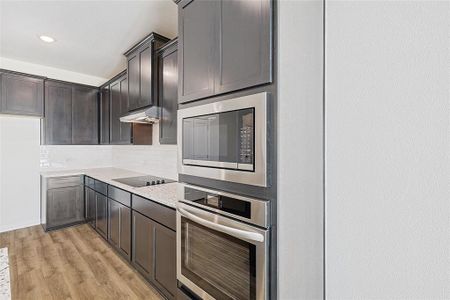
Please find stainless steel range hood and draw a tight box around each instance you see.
[120,106,160,124]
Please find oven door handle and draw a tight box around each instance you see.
[177,206,264,243]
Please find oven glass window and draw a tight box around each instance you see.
[181,217,256,300]
[182,108,254,170]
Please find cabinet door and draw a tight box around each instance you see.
[72,85,98,144]
[47,185,84,229]
[119,76,131,143]
[110,76,131,144]
[96,193,108,239]
[100,86,110,144]
[154,223,176,299]
[178,0,217,103]
[110,80,121,144]
[109,199,120,247]
[108,199,131,260]
[139,44,153,109]
[119,203,131,258]
[86,187,96,228]
[0,72,44,117]
[159,45,178,145]
[127,54,140,111]
[43,81,72,144]
[132,211,155,278]
[215,0,272,94]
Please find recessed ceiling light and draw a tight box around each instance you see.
[39,35,55,43]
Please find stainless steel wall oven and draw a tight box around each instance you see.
[177,92,269,187]
[176,183,270,300]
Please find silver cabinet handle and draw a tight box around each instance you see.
[177,206,264,243]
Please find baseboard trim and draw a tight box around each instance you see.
[0,221,40,233]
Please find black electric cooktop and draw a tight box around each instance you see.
[112,175,175,187]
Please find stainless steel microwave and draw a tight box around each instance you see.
[177,92,268,187]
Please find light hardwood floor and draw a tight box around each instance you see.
[0,224,163,300]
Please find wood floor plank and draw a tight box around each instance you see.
[0,224,164,300]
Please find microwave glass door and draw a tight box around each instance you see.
[182,108,254,170]
[180,217,256,300]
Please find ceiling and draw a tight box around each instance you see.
[0,1,178,80]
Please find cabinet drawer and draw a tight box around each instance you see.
[84,176,95,188]
[94,180,107,195]
[132,195,176,231]
[108,185,131,207]
[47,176,83,189]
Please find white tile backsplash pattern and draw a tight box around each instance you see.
[40,145,113,171]
[111,145,178,180]
[40,124,178,180]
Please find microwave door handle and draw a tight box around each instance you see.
[177,207,264,243]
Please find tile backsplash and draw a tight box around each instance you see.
[40,124,178,180]
[40,145,113,170]
[40,145,178,180]
[111,145,178,180]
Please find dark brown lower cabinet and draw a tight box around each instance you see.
[132,211,176,300]
[85,187,96,228]
[154,223,177,299]
[84,179,176,300]
[46,185,84,230]
[132,211,155,277]
[108,199,131,260]
[95,193,108,239]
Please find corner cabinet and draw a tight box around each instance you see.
[157,38,178,145]
[0,70,44,117]
[178,0,273,103]
[42,80,73,144]
[124,33,170,112]
[42,80,99,145]
[72,85,99,144]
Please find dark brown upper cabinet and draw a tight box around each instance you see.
[72,85,99,144]
[124,33,170,112]
[157,38,178,145]
[42,80,98,145]
[215,0,272,94]
[178,0,273,103]
[0,70,44,117]
[178,0,217,103]
[42,81,73,145]
[110,73,132,144]
[99,85,110,144]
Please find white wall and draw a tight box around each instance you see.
[325,1,450,299]
[277,0,324,299]
[0,116,41,232]
[0,57,107,86]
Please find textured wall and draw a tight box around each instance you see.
[325,1,450,299]
[277,0,324,299]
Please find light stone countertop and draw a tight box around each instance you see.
[40,167,179,209]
